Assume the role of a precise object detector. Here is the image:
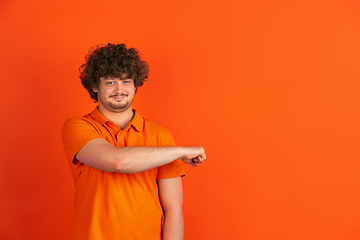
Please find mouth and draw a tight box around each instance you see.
[111,95,128,101]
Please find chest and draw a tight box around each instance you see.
[98,124,157,148]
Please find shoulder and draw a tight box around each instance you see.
[62,114,102,136]
[61,113,106,150]
[142,117,171,135]
[141,117,176,146]
[62,115,90,129]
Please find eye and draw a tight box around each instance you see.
[123,80,132,84]
[106,81,115,85]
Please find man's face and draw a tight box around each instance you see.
[93,77,136,113]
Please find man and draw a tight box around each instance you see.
[61,43,206,240]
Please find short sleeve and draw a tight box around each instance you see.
[61,116,104,166]
[157,131,185,180]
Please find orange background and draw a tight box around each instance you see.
[1,0,360,239]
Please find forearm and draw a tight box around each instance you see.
[163,209,184,240]
[76,138,206,173]
[113,146,186,173]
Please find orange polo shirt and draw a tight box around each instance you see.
[61,107,185,240]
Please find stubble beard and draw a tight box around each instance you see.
[100,94,135,113]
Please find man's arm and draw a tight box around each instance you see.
[76,138,206,173]
[158,177,184,240]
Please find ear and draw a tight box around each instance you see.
[93,88,98,93]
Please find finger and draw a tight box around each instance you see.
[191,162,199,167]
[199,148,206,160]
[197,155,205,163]
[201,150,207,160]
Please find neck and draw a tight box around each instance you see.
[98,105,134,130]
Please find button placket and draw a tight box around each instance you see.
[116,130,126,147]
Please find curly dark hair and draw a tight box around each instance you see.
[79,43,149,101]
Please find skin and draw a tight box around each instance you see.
[77,77,206,239]
[159,177,184,240]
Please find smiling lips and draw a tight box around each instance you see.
[111,94,128,101]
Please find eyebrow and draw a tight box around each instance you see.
[102,77,118,81]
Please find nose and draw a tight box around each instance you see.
[114,82,124,94]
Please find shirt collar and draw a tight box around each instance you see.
[90,107,144,132]
[130,109,144,132]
